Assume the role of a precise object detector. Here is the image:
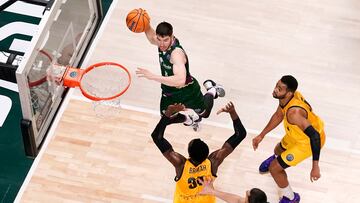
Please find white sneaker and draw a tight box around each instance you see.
[180,109,202,132]
[203,79,225,99]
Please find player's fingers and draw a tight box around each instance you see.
[252,140,258,150]
[135,70,143,74]
[198,178,204,185]
[216,109,224,115]
[226,104,231,110]
[227,102,233,109]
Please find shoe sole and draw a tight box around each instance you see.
[259,170,270,174]
[216,85,225,97]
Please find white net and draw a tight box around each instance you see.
[80,64,130,99]
[92,97,122,118]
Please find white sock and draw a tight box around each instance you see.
[179,109,199,125]
[280,185,294,200]
[183,115,193,125]
[207,87,217,97]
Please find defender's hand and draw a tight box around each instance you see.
[165,103,186,118]
[252,134,264,151]
[216,101,235,115]
[310,165,321,182]
[198,178,215,195]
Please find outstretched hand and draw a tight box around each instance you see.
[164,103,186,118]
[216,101,236,115]
[198,178,215,195]
[252,134,264,151]
[310,165,321,182]
[136,67,156,80]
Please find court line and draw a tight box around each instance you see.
[70,94,360,155]
[0,79,18,92]
[14,0,360,201]
[13,89,74,203]
[13,0,119,201]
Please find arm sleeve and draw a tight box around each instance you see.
[151,116,173,153]
[304,125,321,161]
[225,118,247,149]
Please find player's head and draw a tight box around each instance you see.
[246,188,268,203]
[273,75,298,99]
[188,138,209,164]
[156,21,173,51]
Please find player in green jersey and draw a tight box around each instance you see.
[136,21,225,130]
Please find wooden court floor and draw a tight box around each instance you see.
[18,0,360,202]
[19,100,360,203]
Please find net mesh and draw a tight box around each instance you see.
[92,97,122,118]
[80,64,130,99]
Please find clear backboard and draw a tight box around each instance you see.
[15,0,103,157]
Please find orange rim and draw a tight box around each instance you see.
[79,62,131,101]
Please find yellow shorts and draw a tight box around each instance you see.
[280,131,326,166]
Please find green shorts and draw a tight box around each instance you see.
[160,80,205,115]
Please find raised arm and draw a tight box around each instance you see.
[287,107,321,182]
[252,106,284,150]
[151,104,186,168]
[208,102,247,173]
[144,24,158,46]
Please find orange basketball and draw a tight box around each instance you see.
[126,8,150,33]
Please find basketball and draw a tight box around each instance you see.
[126,8,150,33]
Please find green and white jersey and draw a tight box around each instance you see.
[157,37,205,114]
[158,37,193,94]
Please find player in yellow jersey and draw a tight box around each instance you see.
[151,102,265,202]
[252,75,325,203]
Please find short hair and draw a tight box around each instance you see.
[156,21,173,37]
[280,75,298,92]
[248,188,268,203]
[188,139,209,163]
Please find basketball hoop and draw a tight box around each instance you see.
[62,62,131,101]
[52,62,131,117]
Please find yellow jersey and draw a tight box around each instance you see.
[174,158,216,203]
[281,91,325,145]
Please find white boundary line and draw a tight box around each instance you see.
[13,89,75,203]
[13,0,119,201]
[70,95,360,155]
[13,0,360,200]
[0,79,18,92]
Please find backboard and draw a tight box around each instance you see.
[15,0,103,156]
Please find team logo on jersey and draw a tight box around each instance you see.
[162,63,172,70]
[166,53,171,61]
[286,154,294,162]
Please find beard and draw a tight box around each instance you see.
[273,91,286,99]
